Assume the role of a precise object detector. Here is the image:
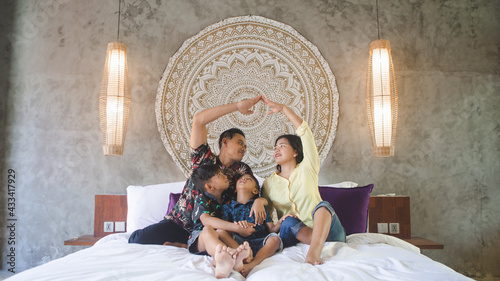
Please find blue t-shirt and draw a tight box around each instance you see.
[221,199,273,240]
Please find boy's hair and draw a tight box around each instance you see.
[218,128,245,149]
[241,173,261,199]
[191,164,221,192]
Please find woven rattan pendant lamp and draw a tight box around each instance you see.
[99,0,131,155]
[366,0,398,157]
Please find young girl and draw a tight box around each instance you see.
[260,96,346,265]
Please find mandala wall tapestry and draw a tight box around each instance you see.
[156,15,339,178]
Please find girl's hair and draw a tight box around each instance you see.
[191,164,221,192]
[274,134,303,173]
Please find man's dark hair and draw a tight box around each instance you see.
[218,128,245,149]
[275,134,303,173]
[191,164,221,192]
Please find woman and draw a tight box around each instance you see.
[261,96,346,265]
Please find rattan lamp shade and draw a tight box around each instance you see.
[365,39,398,157]
[99,42,131,156]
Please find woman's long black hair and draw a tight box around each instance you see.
[275,134,303,173]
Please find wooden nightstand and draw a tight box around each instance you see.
[64,195,128,246]
[64,235,101,246]
[368,195,443,250]
[402,236,444,250]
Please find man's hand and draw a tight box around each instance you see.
[236,95,262,115]
[249,198,267,225]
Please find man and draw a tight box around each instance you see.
[129,95,267,246]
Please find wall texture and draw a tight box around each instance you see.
[1,0,499,279]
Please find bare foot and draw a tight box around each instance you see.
[305,247,323,265]
[214,244,235,278]
[162,242,188,249]
[244,246,253,264]
[233,241,251,272]
[240,261,257,277]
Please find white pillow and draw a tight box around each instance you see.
[126,181,185,233]
[255,175,265,187]
[322,181,358,188]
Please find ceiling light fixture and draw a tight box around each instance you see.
[99,0,131,156]
[365,0,398,157]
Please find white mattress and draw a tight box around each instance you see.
[6,233,472,281]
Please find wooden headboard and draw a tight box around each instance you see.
[94,195,127,237]
[94,194,412,239]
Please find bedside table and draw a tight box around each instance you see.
[64,195,128,246]
[64,235,101,246]
[402,236,444,250]
[368,195,444,250]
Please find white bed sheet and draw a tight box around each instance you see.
[7,233,472,281]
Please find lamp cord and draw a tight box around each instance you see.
[117,0,121,42]
[376,0,380,40]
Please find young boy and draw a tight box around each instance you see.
[219,173,295,276]
[188,164,252,279]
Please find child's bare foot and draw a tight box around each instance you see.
[233,241,251,272]
[305,246,323,265]
[240,261,257,277]
[214,244,235,278]
[243,246,253,263]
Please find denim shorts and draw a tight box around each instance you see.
[279,201,346,248]
[187,229,203,254]
[234,233,283,255]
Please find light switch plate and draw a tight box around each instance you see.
[377,223,388,233]
[104,221,114,232]
[115,221,126,232]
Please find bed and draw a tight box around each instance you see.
[6,180,472,281]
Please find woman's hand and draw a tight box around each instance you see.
[249,198,267,225]
[278,214,298,224]
[262,96,303,129]
[262,96,284,115]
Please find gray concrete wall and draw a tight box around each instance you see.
[1,0,498,279]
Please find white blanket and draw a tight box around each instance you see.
[6,233,472,281]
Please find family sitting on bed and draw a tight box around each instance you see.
[188,165,289,278]
[129,95,346,278]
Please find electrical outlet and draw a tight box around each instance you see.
[377,223,388,233]
[115,221,126,232]
[389,223,400,234]
[104,221,114,232]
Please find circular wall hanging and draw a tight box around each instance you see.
[156,15,339,178]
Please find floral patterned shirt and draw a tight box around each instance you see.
[164,143,252,232]
[191,191,227,232]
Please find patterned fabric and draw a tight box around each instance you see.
[221,199,272,240]
[164,143,252,232]
[156,15,339,178]
[191,191,227,232]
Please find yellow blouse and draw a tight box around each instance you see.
[262,121,322,228]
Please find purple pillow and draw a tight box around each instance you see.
[167,193,182,215]
[318,184,374,236]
